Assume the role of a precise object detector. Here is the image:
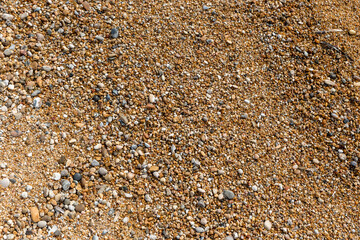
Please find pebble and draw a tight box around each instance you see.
[75,204,85,212]
[94,144,102,150]
[61,180,71,191]
[225,236,234,240]
[30,207,40,222]
[20,12,28,19]
[339,153,347,161]
[110,28,119,38]
[21,192,28,198]
[349,30,356,35]
[0,178,10,188]
[33,97,42,108]
[99,167,108,176]
[95,35,104,42]
[53,173,61,180]
[324,79,336,86]
[42,66,52,72]
[4,49,13,56]
[73,173,82,181]
[37,221,47,228]
[144,194,152,202]
[200,218,207,225]
[149,94,156,103]
[2,13,14,21]
[264,220,272,230]
[195,227,205,233]
[61,170,69,177]
[223,190,235,200]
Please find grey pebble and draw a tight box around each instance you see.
[195,227,205,233]
[37,221,47,228]
[73,173,82,181]
[61,170,69,177]
[61,180,71,191]
[223,190,235,200]
[91,160,100,166]
[110,28,119,38]
[99,167,108,176]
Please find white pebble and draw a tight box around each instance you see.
[264,220,272,230]
[53,173,61,181]
[21,192,28,198]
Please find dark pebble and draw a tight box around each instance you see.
[110,28,119,38]
[73,173,82,181]
[93,95,101,102]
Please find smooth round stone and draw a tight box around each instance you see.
[73,173,82,181]
[252,185,258,191]
[0,178,10,188]
[99,167,108,176]
[223,190,235,200]
[238,169,243,175]
[37,221,47,228]
[225,236,234,240]
[264,220,272,230]
[61,180,71,191]
[92,236,99,240]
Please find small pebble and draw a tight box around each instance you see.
[0,178,10,188]
[37,221,47,228]
[264,220,272,230]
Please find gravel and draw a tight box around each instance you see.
[0,0,359,239]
